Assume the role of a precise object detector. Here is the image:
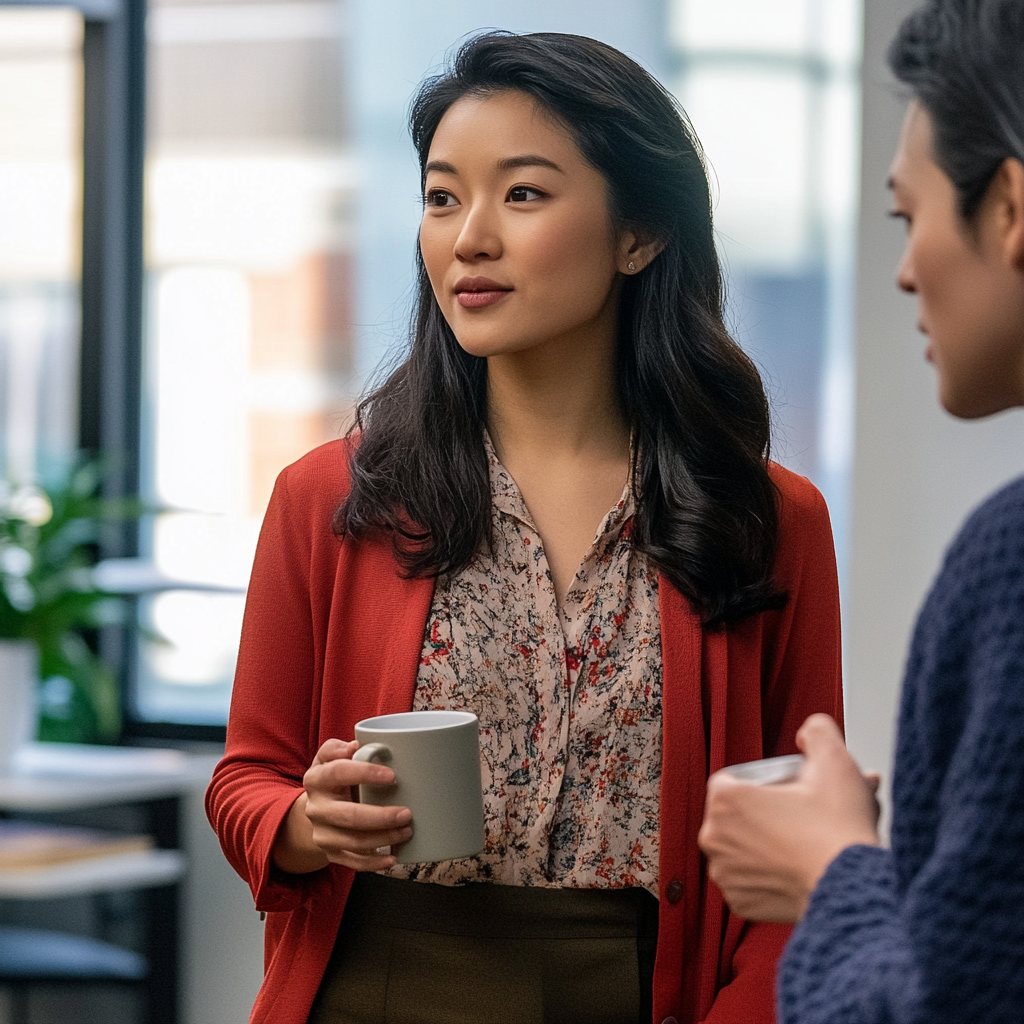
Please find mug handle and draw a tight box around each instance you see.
[353,743,392,766]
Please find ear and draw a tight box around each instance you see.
[617,228,666,276]
[993,157,1024,270]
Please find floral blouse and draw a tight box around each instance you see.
[384,436,663,895]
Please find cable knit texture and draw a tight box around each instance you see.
[779,476,1024,1024]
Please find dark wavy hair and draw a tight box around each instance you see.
[890,0,1024,219]
[336,31,786,626]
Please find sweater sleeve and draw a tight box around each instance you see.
[205,463,329,913]
[778,480,1024,1024]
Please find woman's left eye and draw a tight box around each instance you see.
[507,186,543,203]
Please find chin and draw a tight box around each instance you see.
[453,339,516,359]
[451,332,540,360]
[939,387,1018,421]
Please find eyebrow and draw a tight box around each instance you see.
[423,155,564,176]
[497,155,563,173]
[424,160,457,175]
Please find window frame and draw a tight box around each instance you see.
[3,0,226,742]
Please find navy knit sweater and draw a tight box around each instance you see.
[778,476,1024,1024]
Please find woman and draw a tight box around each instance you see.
[207,31,842,1024]
[699,2,1024,1023]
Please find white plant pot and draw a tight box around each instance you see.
[0,639,38,772]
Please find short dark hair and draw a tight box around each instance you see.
[338,31,785,626]
[889,0,1024,218]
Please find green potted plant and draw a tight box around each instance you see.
[0,459,141,745]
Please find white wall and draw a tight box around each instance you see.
[845,0,1024,802]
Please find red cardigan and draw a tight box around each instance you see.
[206,440,842,1024]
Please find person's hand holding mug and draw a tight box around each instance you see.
[698,714,882,922]
[271,738,413,874]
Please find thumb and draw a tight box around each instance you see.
[795,714,846,766]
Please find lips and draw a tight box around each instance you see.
[454,276,512,309]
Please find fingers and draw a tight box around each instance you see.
[310,820,412,855]
[313,738,358,765]
[306,742,397,794]
[306,794,411,833]
[795,713,845,757]
[327,849,400,872]
[697,817,722,860]
[303,737,411,871]
[795,715,869,790]
[701,718,884,924]
[699,771,755,853]
[700,771,738,845]
[306,802,413,871]
[698,778,809,923]
[705,766,743,796]
[309,818,413,860]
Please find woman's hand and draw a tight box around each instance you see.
[271,739,413,874]
[698,714,882,922]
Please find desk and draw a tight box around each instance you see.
[0,743,220,1024]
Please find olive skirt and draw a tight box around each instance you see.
[307,873,659,1024]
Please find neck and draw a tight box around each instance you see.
[485,328,629,467]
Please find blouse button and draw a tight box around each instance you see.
[665,879,684,904]
[661,1017,680,1024]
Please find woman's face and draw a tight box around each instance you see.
[889,101,1024,418]
[419,90,636,361]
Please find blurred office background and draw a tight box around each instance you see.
[0,0,862,732]
[3,0,1024,1020]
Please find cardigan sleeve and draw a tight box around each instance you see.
[704,473,845,1024]
[759,476,845,753]
[777,482,1024,1024]
[205,463,330,913]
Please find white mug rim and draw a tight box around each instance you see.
[355,710,477,733]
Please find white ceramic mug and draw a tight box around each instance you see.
[722,753,805,785]
[353,710,485,864]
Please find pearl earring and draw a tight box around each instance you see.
[627,261,636,272]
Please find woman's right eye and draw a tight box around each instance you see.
[424,189,458,208]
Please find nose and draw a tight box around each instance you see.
[896,244,916,294]
[453,203,502,263]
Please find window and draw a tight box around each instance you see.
[135,0,354,726]
[3,0,861,733]
[670,0,862,564]
[0,7,83,485]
